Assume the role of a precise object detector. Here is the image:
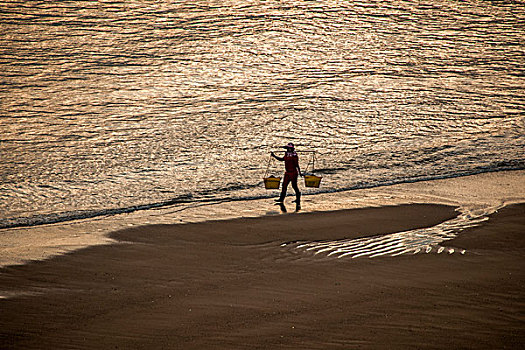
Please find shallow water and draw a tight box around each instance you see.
[284,205,487,259]
[1,0,524,228]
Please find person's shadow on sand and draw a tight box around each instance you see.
[276,201,301,213]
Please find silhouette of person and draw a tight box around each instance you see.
[271,142,302,207]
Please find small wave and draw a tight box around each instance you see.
[328,163,525,194]
[1,166,523,231]
[0,194,192,230]
[0,191,277,230]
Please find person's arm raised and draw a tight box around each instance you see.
[271,152,284,161]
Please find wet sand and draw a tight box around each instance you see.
[1,203,524,349]
[2,169,524,268]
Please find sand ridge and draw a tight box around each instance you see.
[1,203,524,349]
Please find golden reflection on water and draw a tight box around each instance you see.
[0,1,523,227]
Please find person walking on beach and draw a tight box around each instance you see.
[271,142,302,205]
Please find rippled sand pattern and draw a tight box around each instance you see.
[284,205,501,258]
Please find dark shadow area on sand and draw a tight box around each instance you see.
[1,204,524,349]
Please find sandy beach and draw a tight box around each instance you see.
[2,1,524,348]
[1,202,523,349]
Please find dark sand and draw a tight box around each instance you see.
[1,204,523,349]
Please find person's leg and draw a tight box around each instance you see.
[278,174,290,202]
[291,175,301,203]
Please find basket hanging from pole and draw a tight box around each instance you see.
[264,177,281,189]
[304,175,322,188]
[304,151,322,188]
[263,154,281,189]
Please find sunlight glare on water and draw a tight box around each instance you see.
[0,0,524,228]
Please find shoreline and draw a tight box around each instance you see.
[1,203,524,349]
[3,167,524,232]
[0,169,524,267]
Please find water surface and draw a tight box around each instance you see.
[1,0,524,228]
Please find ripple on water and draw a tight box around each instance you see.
[282,205,494,259]
[0,1,524,226]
